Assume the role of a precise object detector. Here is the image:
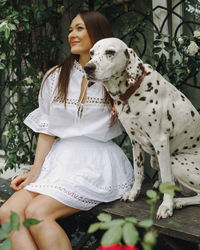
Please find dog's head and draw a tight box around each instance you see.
[84,38,138,87]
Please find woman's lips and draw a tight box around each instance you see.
[70,41,80,46]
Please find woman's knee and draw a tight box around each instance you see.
[25,203,49,221]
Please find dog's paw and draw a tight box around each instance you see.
[156,203,173,219]
[173,198,183,209]
[121,189,140,202]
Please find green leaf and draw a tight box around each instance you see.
[153,40,162,46]
[122,222,139,245]
[97,213,112,222]
[0,62,6,70]
[5,28,10,39]
[23,218,41,227]
[159,182,180,196]
[138,219,153,228]
[0,228,8,241]
[146,190,157,199]
[125,217,138,224]
[0,238,12,250]
[1,222,11,234]
[143,231,157,246]
[88,222,101,233]
[101,226,122,246]
[152,47,162,53]
[100,219,125,230]
[10,211,20,231]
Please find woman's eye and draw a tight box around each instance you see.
[68,29,72,34]
[77,26,84,31]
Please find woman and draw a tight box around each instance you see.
[0,11,134,250]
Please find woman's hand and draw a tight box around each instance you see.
[10,168,40,191]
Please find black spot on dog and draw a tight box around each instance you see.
[190,181,194,185]
[195,167,199,170]
[191,110,195,117]
[192,162,194,164]
[174,149,179,153]
[169,136,174,140]
[192,144,197,148]
[157,80,160,85]
[181,163,184,165]
[197,136,200,141]
[125,81,129,87]
[147,82,152,88]
[136,112,140,116]
[150,99,153,103]
[146,72,151,76]
[172,162,174,165]
[155,101,158,105]
[139,97,146,101]
[161,145,164,147]
[124,49,130,59]
[181,95,185,101]
[184,130,187,134]
[146,132,150,137]
[131,131,135,136]
[167,110,172,121]
[157,150,160,155]
[149,122,152,127]
[190,137,194,140]
[172,122,175,128]
[183,146,188,150]
[154,89,158,94]
[172,103,175,108]
[135,93,140,96]
[152,108,156,114]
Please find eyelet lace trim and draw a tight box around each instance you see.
[53,96,108,105]
[28,183,99,205]
[73,60,85,73]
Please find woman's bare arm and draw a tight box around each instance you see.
[11,133,55,190]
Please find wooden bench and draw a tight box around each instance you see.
[81,179,200,250]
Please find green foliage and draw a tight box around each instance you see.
[152,31,200,89]
[88,182,180,249]
[0,1,63,170]
[0,211,41,250]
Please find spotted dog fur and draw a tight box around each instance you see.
[84,37,200,219]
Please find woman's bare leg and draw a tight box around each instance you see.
[0,189,39,250]
[25,194,80,250]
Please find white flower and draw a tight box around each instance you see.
[178,37,184,45]
[0,53,6,60]
[24,76,33,84]
[37,71,43,79]
[187,41,199,56]
[194,30,200,39]
[0,20,8,29]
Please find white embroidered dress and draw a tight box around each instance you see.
[24,61,134,210]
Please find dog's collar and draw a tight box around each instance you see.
[119,70,147,102]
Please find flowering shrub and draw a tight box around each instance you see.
[152,29,200,90]
[88,183,180,250]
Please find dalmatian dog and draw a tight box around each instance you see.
[84,37,200,219]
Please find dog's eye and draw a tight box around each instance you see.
[90,50,94,57]
[105,50,116,56]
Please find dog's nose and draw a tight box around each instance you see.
[84,63,96,74]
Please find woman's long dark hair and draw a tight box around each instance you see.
[48,11,114,103]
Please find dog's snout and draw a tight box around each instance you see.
[84,63,96,74]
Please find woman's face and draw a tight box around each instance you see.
[68,14,93,56]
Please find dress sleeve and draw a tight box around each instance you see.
[24,70,55,135]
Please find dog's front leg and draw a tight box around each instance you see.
[153,134,174,219]
[122,140,145,201]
